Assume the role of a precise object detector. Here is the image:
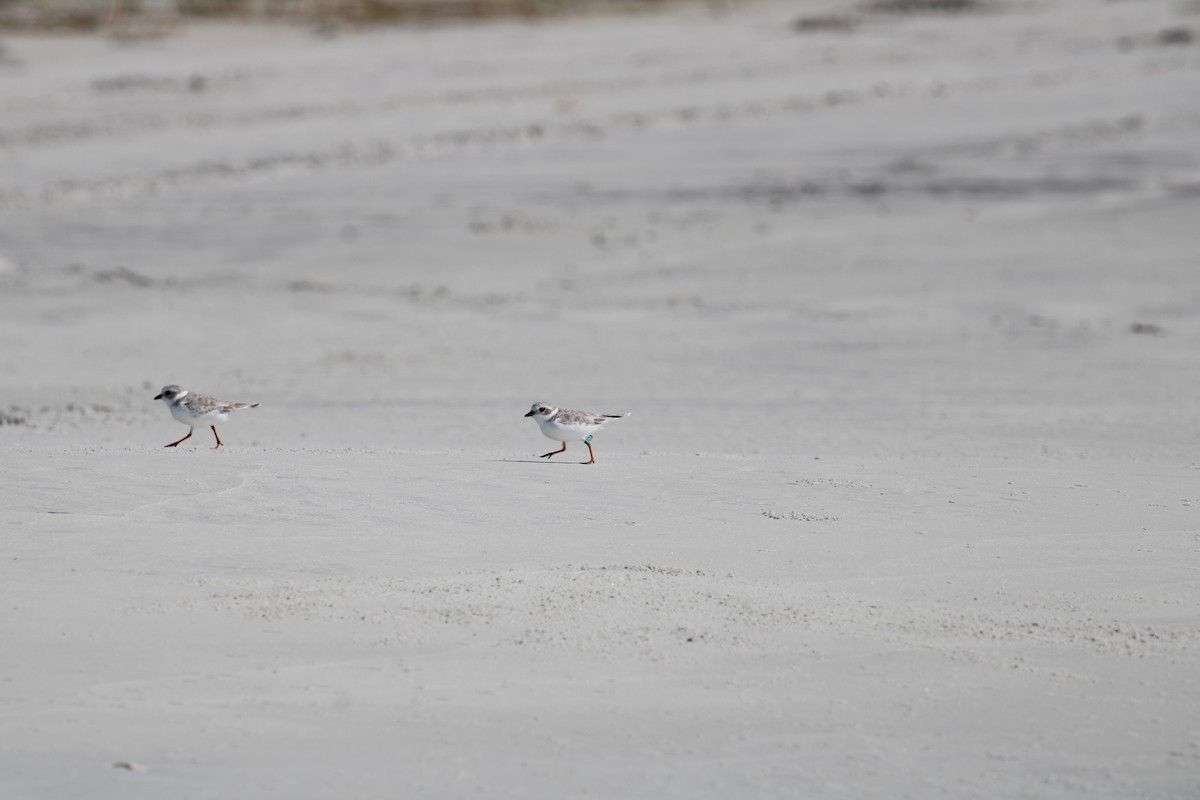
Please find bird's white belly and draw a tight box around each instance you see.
[171,404,224,426]
[540,420,595,442]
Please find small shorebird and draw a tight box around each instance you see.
[153,385,259,449]
[524,402,630,465]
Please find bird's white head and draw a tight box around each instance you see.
[524,402,557,421]
[154,385,186,403]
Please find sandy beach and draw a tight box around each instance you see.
[2,0,1199,796]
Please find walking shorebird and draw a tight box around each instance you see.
[154,385,259,449]
[524,402,630,465]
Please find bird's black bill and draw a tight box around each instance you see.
[524,410,534,417]
[153,393,163,400]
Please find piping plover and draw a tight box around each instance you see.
[153,385,259,449]
[524,402,630,464]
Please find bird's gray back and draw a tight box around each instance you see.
[554,408,619,426]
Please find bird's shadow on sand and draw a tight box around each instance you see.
[493,458,593,465]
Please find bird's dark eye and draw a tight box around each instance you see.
[538,407,546,413]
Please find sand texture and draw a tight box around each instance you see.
[2,0,1199,796]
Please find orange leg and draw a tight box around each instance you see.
[540,442,567,459]
[211,426,223,449]
[584,441,596,465]
[165,428,193,448]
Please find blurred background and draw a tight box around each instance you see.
[0,0,1197,457]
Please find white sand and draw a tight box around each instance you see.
[2,1,1199,796]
